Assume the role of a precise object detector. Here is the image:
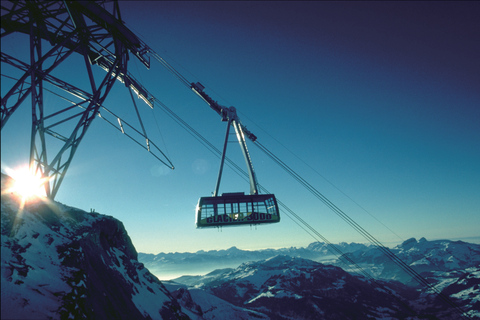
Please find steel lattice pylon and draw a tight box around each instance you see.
[1,0,170,199]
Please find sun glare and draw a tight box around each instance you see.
[10,167,47,199]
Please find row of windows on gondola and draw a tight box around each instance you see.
[199,198,277,217]
[196,194,280,228]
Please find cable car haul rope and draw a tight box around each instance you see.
[147,50,468,317]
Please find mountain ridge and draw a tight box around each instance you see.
[2,173,478,319]
[171,255,479,319]
[139,237,480,286]
[1,173,276,319]
[1,173,188,319]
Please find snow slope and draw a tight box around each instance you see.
[1,173,270,320]
[163,281,270,320]
[185,255,421,320]
[3,172,477,319]
[172,255,479,319]
[340,237,480,285]
[1,173,187,319]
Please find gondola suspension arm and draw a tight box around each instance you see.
[191,82,258,196]
[190,84,280,228]
[190,82,257,141]
[214,107,259,196]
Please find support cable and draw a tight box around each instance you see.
[253,140,468,317]
[238,111,405,243]
[127,85,150,151]
[151,97,421,316]
[145,49,466,316]
[149,50,191,88]
[151,95,380,281]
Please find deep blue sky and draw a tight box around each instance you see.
[1,1,479,253]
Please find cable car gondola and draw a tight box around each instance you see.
[196,192,280,228]
[191,86,280,228]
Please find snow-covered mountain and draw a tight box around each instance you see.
[163,281,270,320]
[1,173,275,320]
[2,172,478,319]
[1,174,190,319]
[139,237,480,288]
[138,242,370,280]
[172,255,454,319]
[417,266,480,319]
[139,233,480,318]
[173,256,478,319]
[338,237,480,286]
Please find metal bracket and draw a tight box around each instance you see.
[213,107,259,196]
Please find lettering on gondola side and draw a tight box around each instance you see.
[206,212,274,224]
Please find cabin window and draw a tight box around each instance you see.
[239,202,247,214]
[202,203,215,219]
[217,203,225,215]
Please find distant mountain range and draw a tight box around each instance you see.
[339,236,480,286]
[139,237,480,286]
[2,173,478,319]
[169,255,480,319]
[140,237,479,319]
[167,255,419,319]
[138,242,370,280]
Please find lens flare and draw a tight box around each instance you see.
[9,167,47,199]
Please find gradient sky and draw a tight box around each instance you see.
[1,1,479,254]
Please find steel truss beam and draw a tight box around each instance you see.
[1,0,164,199]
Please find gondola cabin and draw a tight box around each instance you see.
[196,192,280,228]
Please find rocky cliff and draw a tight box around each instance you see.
[1,173,188,320]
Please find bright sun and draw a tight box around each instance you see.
[10,167,47,199]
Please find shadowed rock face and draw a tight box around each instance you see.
[56,215,151,320]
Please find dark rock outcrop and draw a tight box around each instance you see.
[1,173,189,320]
